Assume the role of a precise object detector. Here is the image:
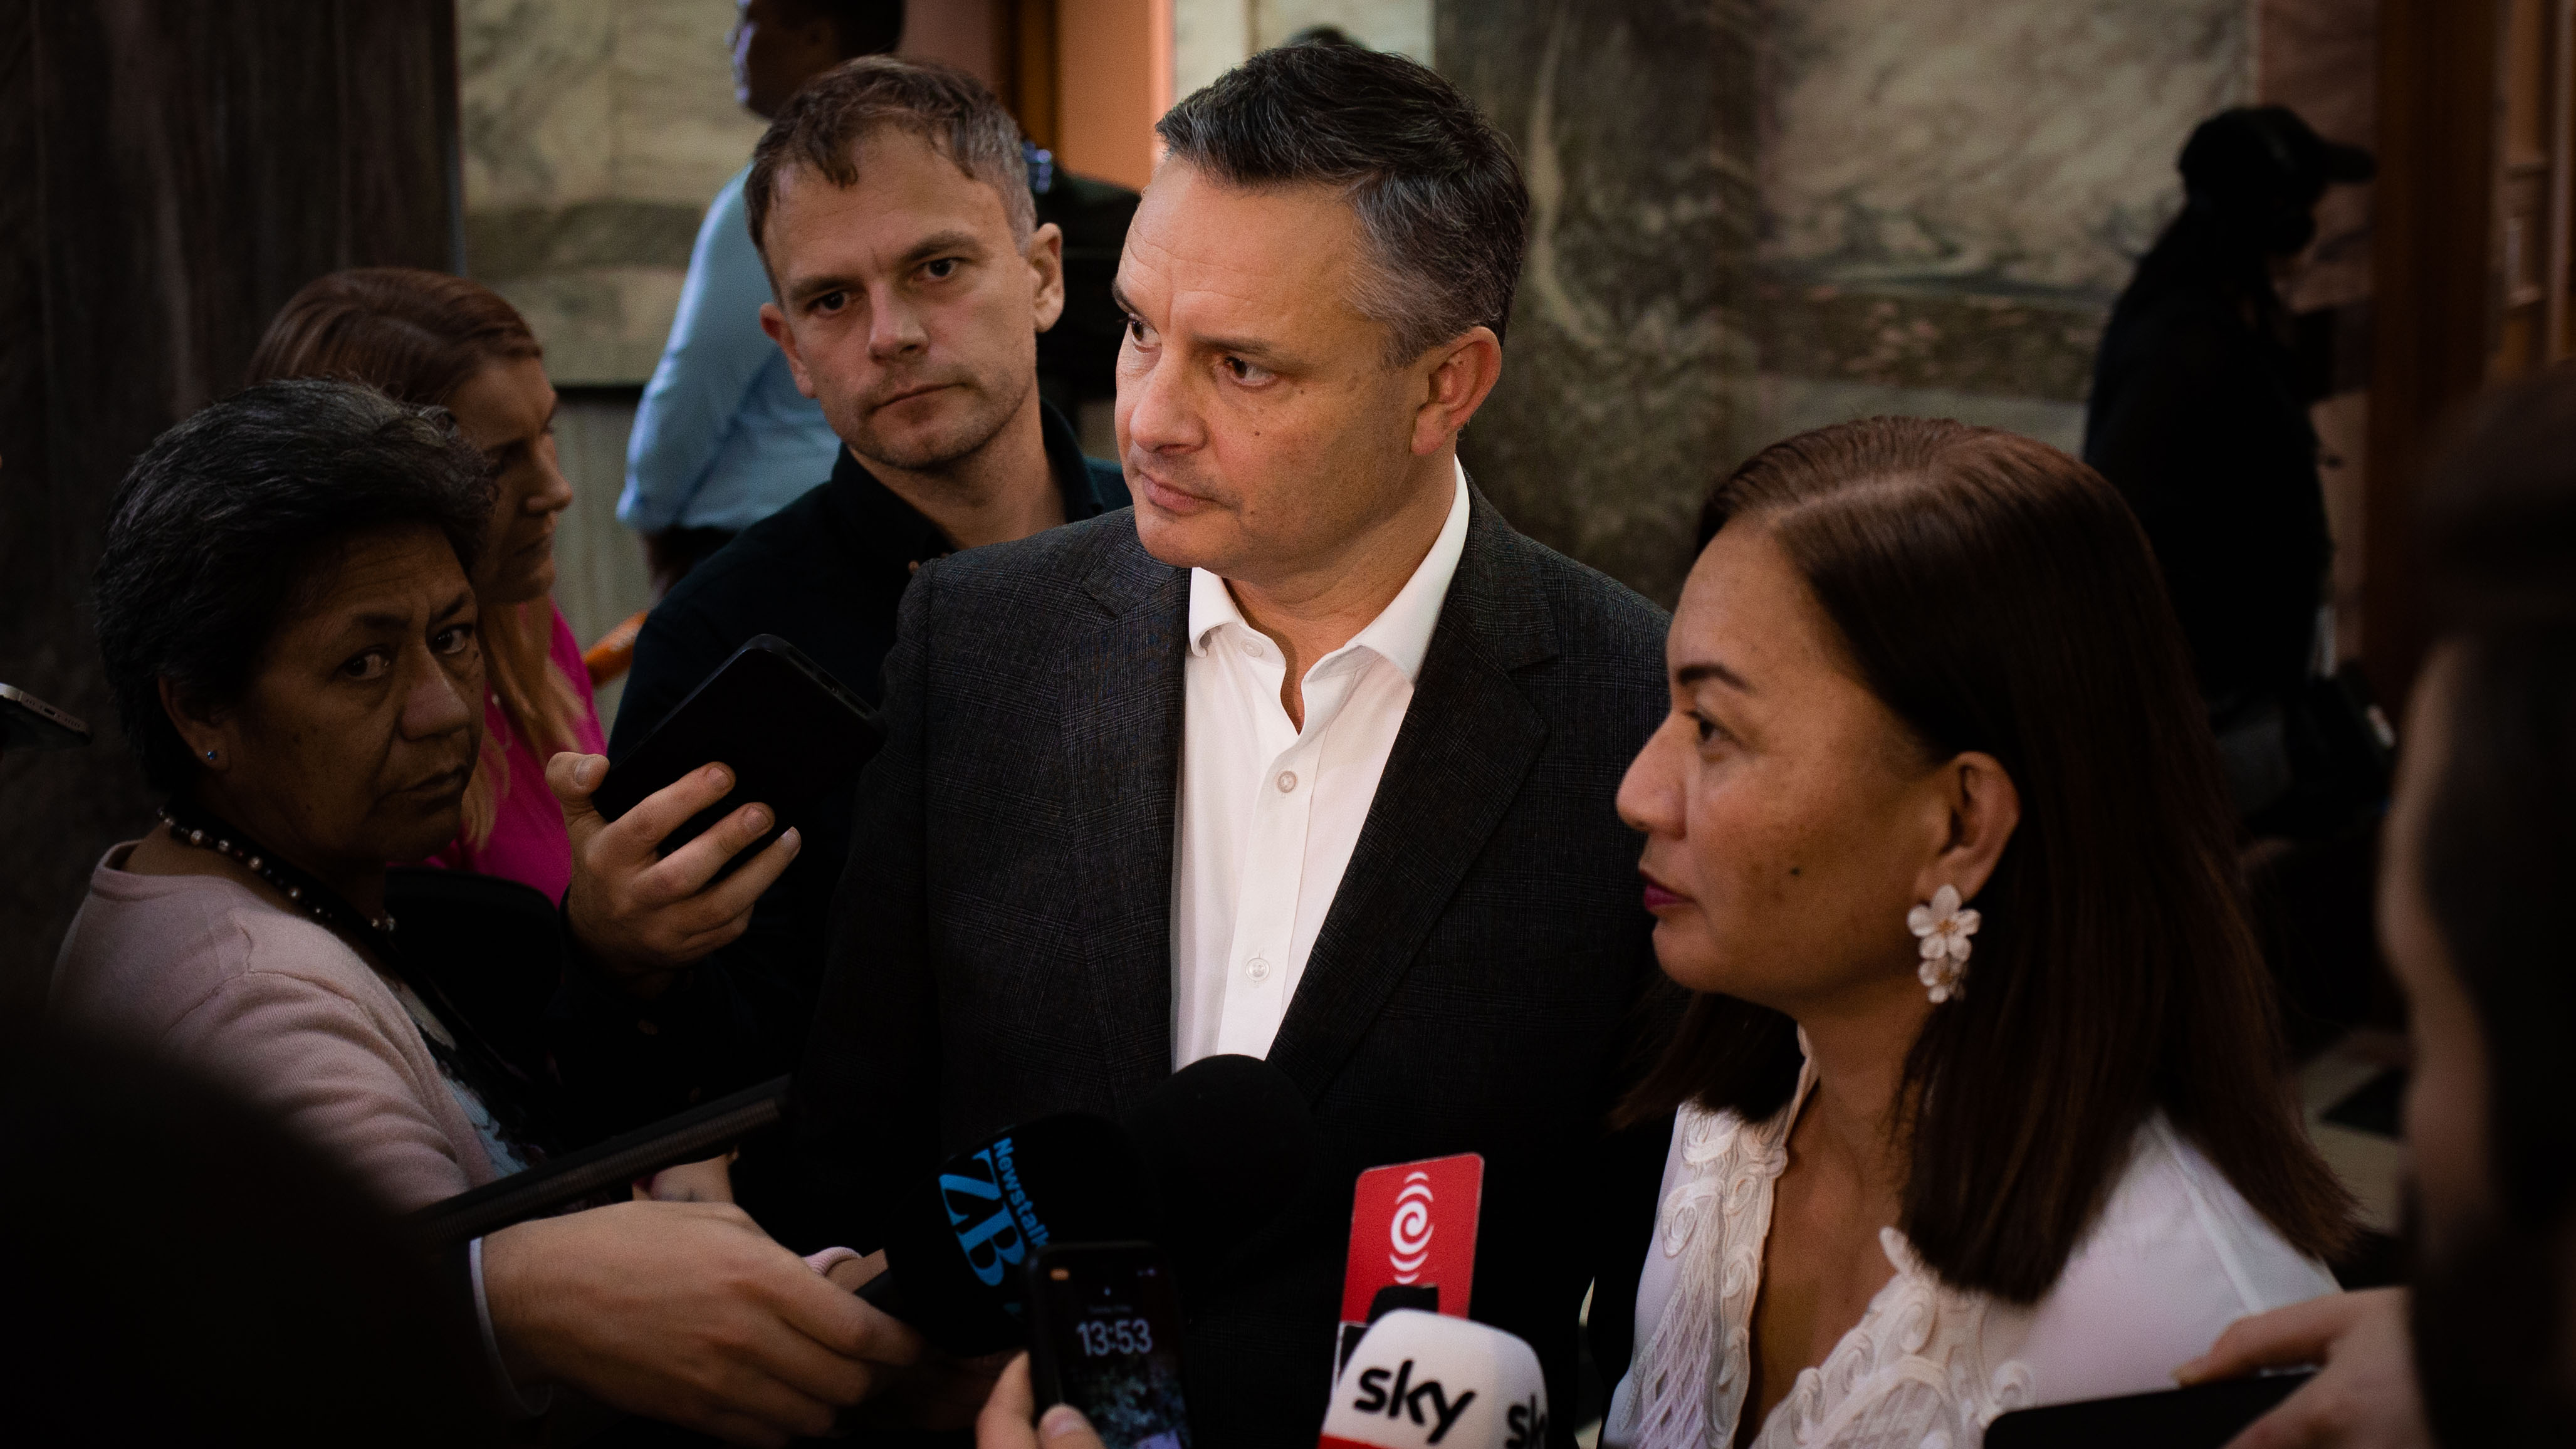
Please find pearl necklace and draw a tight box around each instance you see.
[155,805,397,938]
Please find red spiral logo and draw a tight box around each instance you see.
[1388,1170,1435,1282]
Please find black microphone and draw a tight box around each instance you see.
[1121,1052,1317,1283]
[858,1112,1156,1356]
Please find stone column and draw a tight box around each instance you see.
[1435,0,1757,606]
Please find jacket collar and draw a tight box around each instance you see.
[828,399,1114,562]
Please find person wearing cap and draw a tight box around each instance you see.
[2082,105,2374,813]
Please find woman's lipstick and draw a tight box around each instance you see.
[1641,873,1687,912]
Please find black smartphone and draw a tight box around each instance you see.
[594,636,882,874]
[1983,1371,2315,1448]
[1025,1242,1193,1449]
[1,683,91,751]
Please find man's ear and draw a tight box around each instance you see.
[158,676,233,772]
[1027,221,1066,335]
[1408,325,1504,457]
[759,301,819,400]
[1914,750,2021,907]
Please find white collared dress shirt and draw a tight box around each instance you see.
[1170,464,1473,1066]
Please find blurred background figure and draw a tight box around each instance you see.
[2083,105,2381,838]
[620,0,906,599]
[249,269,606,904]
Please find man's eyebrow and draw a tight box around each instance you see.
[1675,660,1752,693]
[432,590,474,624]
[1105,281,1299,365]
[785,269,860,303]
[900,229,983,265]
[1194,330,1291,363]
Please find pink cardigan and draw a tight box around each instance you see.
[51,850,500,1211]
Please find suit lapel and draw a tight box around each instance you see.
[1059,525,1190,1109]
[1266,491,1559,1101]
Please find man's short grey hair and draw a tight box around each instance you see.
[1155,44,1529,365]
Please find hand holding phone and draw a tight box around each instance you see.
[1025,1243,1192,1449]
[555,753,802,980]
[978,1357,1109,1449]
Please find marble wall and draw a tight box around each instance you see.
[1741,0,2256,459]
[459,0,763,385]
[1175,0,1430,97]
[1437,0,1757,606]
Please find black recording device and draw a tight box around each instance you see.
[1025,1241,1194,1449]
[1,683,90,751]
[594,635,881,874]
[855,1055,1319,1357]
[1983,1371,2317,1448]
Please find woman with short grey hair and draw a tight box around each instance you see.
[65,378,526,1203]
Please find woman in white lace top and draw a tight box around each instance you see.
[1601,418,2355,1449]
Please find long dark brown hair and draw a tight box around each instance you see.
[247,268,584,849]
[1623,416,2353,1302]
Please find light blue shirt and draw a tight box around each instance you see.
[618,164,845,534]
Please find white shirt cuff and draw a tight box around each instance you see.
[469,1235,555,1419]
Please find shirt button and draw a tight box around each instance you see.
[1245,641,1266,658]
[1276,770,1298,793]
[1246,957,1272,983]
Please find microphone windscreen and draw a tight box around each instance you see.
[1124,1053,1317,1272]
[1319,1310,1549,1449]
[878,1112,1156,1355]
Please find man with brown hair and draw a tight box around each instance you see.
[583,57,1126,1135]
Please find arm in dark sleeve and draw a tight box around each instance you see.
[775,559,946,1253]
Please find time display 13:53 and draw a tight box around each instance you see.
[1073,1317,1154,1357]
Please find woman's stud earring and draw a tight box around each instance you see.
[1908,884,1979,1004]
[203,748,218,763]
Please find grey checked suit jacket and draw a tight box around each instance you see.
[794,489,1675,1446]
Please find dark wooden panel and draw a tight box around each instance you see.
[2364,0,2501,709]
[0,0,459,1007]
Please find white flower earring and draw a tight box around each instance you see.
[1907,884,1980,1003]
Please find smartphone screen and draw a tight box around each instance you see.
[1026,1242,1192,1449]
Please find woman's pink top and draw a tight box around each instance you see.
[52,853,500,1211]
[422,602,607,902]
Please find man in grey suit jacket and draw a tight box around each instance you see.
[796,44,1675,1445]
